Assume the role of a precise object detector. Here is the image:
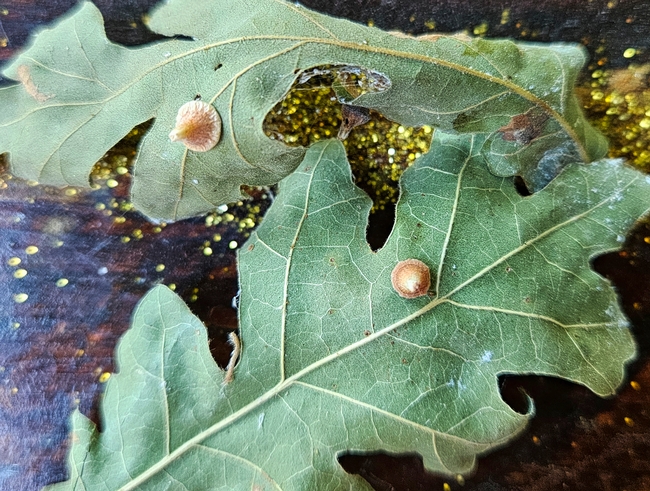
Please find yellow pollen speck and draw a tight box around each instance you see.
[630,380,640,390]
[95,203,106,210]
[11,387,18,395]
[189,294,198,302]
[367,19,374,27]
[106,179,119,188]
[12,323,20,329]
[76,349,85,357]
[54,240,64,247]
[229,240,238,249]
[153,227,162,233]
[456,474,465,485]
[13,269,27,279]
[25,246,38,255]
[116,166,129,175]
[7,257,21,266]
[473,21,489,36]
[155,264,165,272]
[56,278,69,287]
[213,233,222,242]
[624,417,634,427]
[168,283,176,291]
[13,293,28,303]
[121,236,131,243]
[203,247,213,256]
[98,372,111,383]
[114,216,126,224]
[623,48,636,58]
[443,483,451,491]
[64,188,77,196]
[532,435,541,445]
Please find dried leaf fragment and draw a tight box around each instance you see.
[337,104,371,140]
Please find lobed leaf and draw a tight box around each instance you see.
[46,135,650,490]
[1,0,606,221]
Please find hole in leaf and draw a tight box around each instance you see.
[592,216,650,329]
[263,64,432,215]
[339,452,444,491]
[214,63,223,71]
[498,374,534,415]
[180,190,272,368]
[366,203,395,251]
[178,253,239,370]
[90,119,152,185]
[498,375,608,418]
[513,176,532,197]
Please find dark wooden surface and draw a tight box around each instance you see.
[0,1,649,490]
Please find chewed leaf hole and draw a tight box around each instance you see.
[338,451,443,489]
[263,64,433,214]
[366,204,396,251]
[498,374,534,414]
[513,176,533,197]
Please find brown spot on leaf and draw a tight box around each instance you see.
[498,109,549,145]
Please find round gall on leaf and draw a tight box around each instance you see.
[391,259,431,298]
[169,100,222,152]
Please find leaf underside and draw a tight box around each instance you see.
[46,133,650,491]
[0,0,607,221]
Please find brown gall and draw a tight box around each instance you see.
[169,100,222,152]
[391,259,431,299]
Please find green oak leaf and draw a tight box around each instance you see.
[1,0,606,221]
[46,135,649,490]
